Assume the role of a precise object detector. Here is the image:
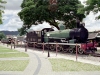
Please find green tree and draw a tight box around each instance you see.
[18,0,85,35]
[18,26,27,36]
[85,0,100,19]
[0,32,6,40]
[0,0,6,24]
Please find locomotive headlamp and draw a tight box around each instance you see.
[47,33,50,37]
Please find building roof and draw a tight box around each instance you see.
[88,32,98,39]
[27,29,34,32]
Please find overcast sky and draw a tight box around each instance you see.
[0,0,100,31]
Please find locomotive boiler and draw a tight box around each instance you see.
[44,24,88,43]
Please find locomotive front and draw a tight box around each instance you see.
[69,26,88,43]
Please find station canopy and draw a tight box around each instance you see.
[27,29,34,33]
[27,24,58,32]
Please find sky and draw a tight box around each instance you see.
[0,0,100,32]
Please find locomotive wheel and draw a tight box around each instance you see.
[34,43,38,48]
[61,47,65,52]
[36,44,42,48]
[91,49,96,54]
[45,44,50,49]
[57,45,63,51]
[78,48,84,54]
[50,44,55,51]
[68,49,74,53]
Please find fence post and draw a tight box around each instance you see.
[17,41,18,47]
[34,42,35,48]
[13,40,16,49]
[56,43,58,56]
[14,42,15,49]
[21,41,22,47]
[11,42,12,49]
[25,42,27,52]
[43,42,45,53]
[76,43,78,61]
[7,43,8,47]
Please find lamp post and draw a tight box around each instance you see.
[47,33,50,57]
[13,36,17,49]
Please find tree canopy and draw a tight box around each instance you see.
[0,32,6,40]
[18,0,85,35]
[85,0,100,19]
[18,26,27,36]
[0,0,6,24]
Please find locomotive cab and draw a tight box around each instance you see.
[41,28,54,42]
[96,32,100,46]
[26,28,54,43]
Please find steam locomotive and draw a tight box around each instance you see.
[26,23,97,54]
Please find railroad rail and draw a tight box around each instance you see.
[91,53,100,57]
[38,42,81,45]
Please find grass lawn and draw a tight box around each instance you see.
[49,58,100,71]
[0,46,29,71]
[0,49,19,53]
[0,52,29,58]
[0,46,19,53]
[0,60,29,71]
[0,46,29,58]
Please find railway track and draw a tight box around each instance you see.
[91,53,100,57]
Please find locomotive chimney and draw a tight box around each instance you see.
[76,20,80,28]
[58,23,65,30]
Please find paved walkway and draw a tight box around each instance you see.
[0,44,100,75]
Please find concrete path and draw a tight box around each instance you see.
[14,47,53,75]
[0,43,100,75]
[0,44,53,75]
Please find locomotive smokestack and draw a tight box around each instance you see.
[58,23,65,30]
[76,20,85,28]
[76,20,80,28]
